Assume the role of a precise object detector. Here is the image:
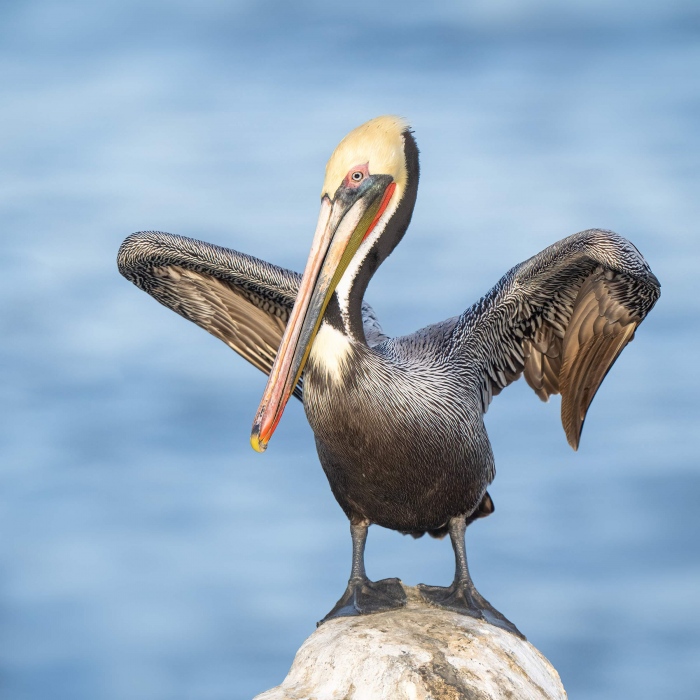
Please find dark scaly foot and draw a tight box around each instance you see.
[318,520,407,626]
[418,579,521,637]
[418,510,524,639]
[320,575,406,624]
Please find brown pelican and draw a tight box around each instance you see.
[118,115,660,634]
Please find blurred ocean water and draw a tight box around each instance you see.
[1,1,698,698]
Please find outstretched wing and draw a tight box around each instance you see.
[451,229,660,449]
[117,231,387,399]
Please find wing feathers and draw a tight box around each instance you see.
[118,231,302,397]
[454,229,659,448]
[558,270,641,449]
[560,322,636,449]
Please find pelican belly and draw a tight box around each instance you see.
[303,343,494,534]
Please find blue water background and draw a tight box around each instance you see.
[1,1,699,698]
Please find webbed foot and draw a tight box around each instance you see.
[418,579,524,638]
[319,576,407,625]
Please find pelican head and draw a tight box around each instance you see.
[321,115,410,200]
[251,115,415,452]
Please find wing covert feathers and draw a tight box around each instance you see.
[454,229,660,449]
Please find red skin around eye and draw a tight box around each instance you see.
[340,164,396,241]
[342,163,370,189]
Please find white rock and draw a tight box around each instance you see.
[255,587,567,700]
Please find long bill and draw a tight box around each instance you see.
[250,176,396,452]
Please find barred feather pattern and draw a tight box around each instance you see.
[450,229,660,449]
[117,231,388,400]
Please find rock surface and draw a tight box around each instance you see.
[254,586,566,700]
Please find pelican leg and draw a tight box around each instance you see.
[318,521,406,625]
[418,515,524,638]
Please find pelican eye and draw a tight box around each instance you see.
[351,171,364,182]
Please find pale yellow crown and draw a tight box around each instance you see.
[322,115,410,198]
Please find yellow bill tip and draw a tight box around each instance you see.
[250,429,268,453]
